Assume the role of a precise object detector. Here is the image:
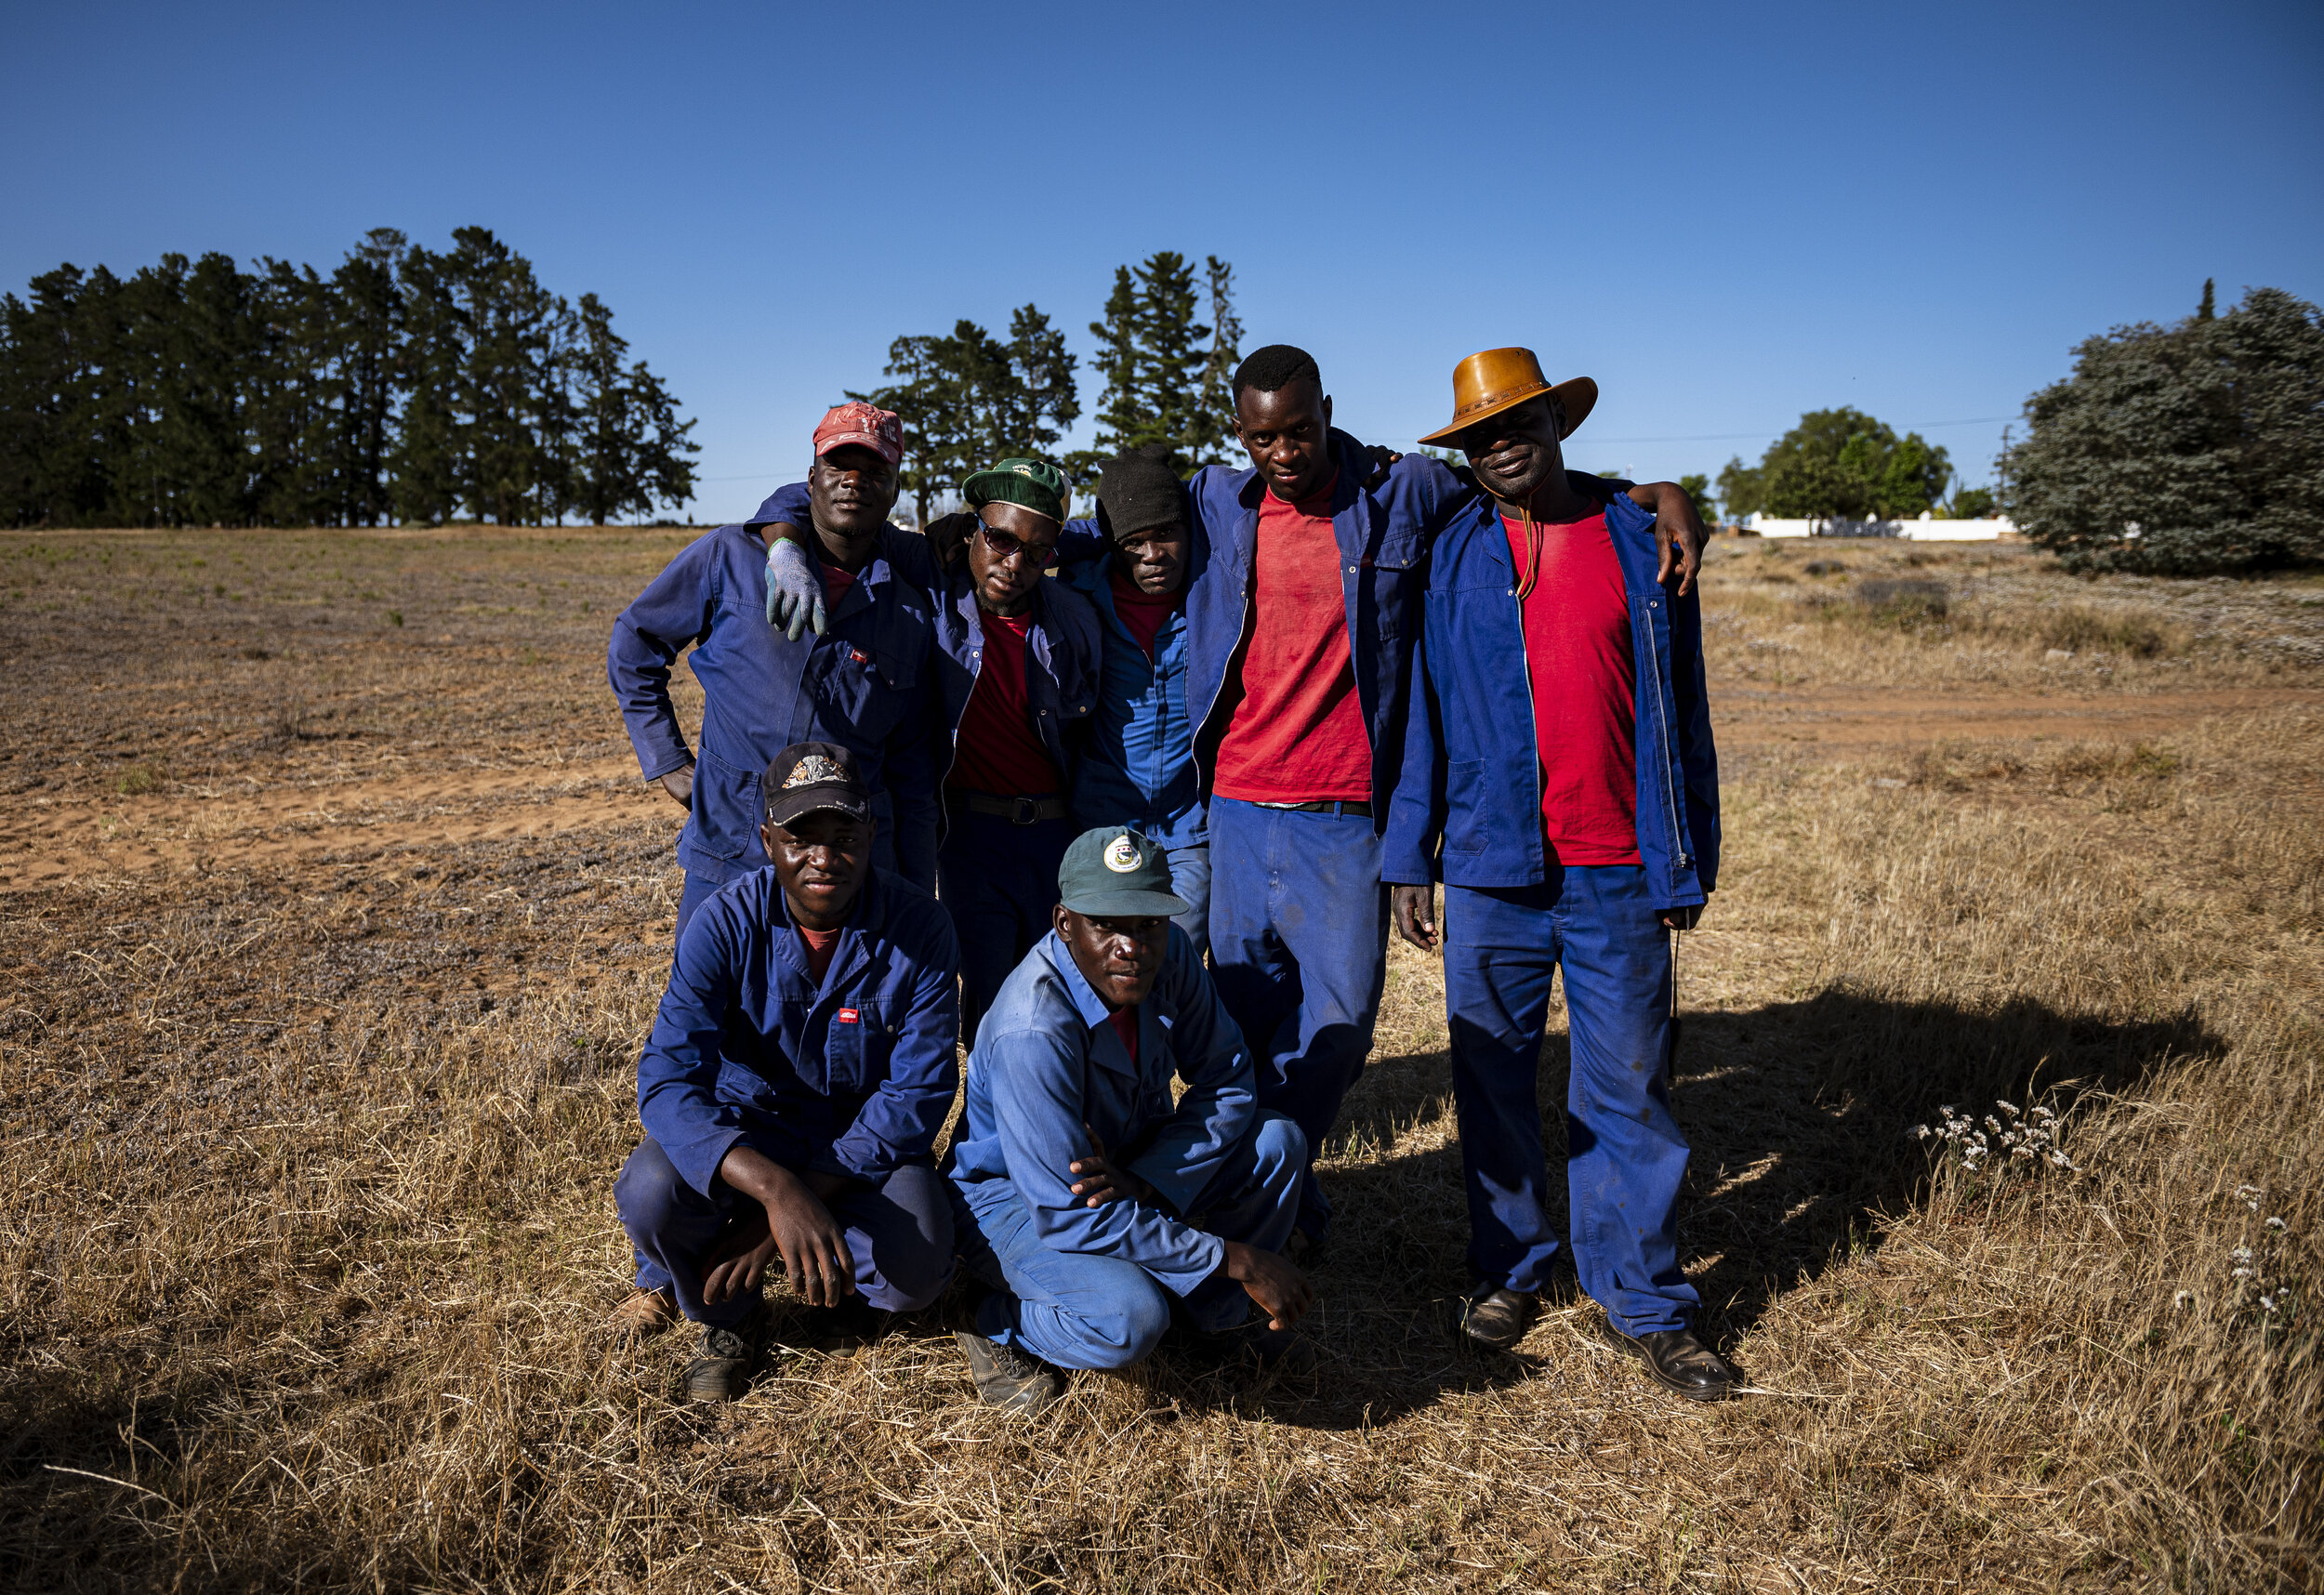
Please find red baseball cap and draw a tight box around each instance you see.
[813,401,904,467]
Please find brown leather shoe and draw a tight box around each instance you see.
[1602,1319,1738,1402]
[605,1286,677,1347]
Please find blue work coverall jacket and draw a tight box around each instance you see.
[1055,553,1202,850]
[748,481,1103,816]
[1381,489,1721,906]
[946,928,1256,1296]
[1052,432,1470,828]
[637,865,961,1197]
[607,521,943,890]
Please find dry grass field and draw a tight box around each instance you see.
[2,527,2319,1592]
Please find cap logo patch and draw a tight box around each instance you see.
[1103,834,1142,874]
[785,755,845,789]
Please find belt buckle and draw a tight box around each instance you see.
[1010,797,1040,826]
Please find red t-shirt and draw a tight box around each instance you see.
[946,608,1063,798]
[1210,475,1372,803]
[1109,567,1177,661]
[820,560,856,607]
[1107,1005,1139,1063]
[1506,508,1641,866]
[796,924,843,986]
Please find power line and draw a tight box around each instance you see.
[1585,415,2015,444]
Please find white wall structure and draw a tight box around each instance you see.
[1737,510,2016,541]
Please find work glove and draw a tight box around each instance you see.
[764,536,825,640]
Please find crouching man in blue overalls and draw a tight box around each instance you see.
[609,742,960,1401]
[944,826,1315,1413]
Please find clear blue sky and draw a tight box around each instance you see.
[6,1,2319,521]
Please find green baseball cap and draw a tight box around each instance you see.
[1056,825,1189,919]
[962,457,1069,524]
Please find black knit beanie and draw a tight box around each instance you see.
[1095,445,1186,539]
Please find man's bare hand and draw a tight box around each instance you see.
[1391,883,1437,952]
[658,764,694,810]
[713,1146,857,1308]
[1220,1240,1314,1331]
[1365,444,1403,490]
[1628,481,1705,598]
[924,510,978,569]
[699,1204,780,1306]
[1068,1125,1153,1208]
[1657,904,1704,930]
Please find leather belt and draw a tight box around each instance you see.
[1254,799,1373,817]
[959,793,1069,825]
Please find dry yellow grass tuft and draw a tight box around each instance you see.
[1,528,2318,1590]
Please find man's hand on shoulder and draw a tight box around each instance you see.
[1221,1240,1314,1331]
[763,527,826,639]
[923,510,978,570]
[1625,481,1705,598]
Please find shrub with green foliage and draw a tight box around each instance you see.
[1720,408,1952,521]
[2002,286,2324,573]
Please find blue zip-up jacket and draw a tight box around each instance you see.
[946,928,1254,1295]
[750,481,1103,808]
[638,866,961,1198]
[1382,487,1720,906]
[1053,433,1472,828]
[1055,549,1202,850]
[608,521,942,890]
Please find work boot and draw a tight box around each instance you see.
[955,1330,1067,1414]
[682,1305,768,1404]
[793,1295,884,1355]
[1602,1318,1738,1403]
[1459,1285,1537,1351]
[605,1286,678,1348]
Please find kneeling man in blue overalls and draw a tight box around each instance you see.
[945,826,1314,1413]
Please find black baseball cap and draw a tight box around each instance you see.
[763,742,872,829]
[1056,825,1189,918]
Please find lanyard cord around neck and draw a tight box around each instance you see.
[1508,504,1547,600]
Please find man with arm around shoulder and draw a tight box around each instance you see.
[1384,348,1733,1400]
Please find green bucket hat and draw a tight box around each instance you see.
[962,457,1069,524]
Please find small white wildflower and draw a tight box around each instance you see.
[1908,1124,1931,1140]
[2232,1246,2254,1265]
[1940,1105,1960,1117]
[2233,1267,2255,1281]
[2261,1293,2279,1313]
[2049,1151,2070,1167]
[2266,1216,2287,1232]
[1985,1114,2004,1134]
[2033,1106,2057,1121]
[2173,1290,2194,1309]
[2013,1146,2035,1159]
[1996,1100,2020,1116]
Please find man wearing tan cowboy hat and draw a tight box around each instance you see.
[1383,349,1733,1400]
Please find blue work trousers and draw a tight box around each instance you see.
[938,801,1073,1048]
[614,1138,954,1327]
[1443,865,1698,1336]
[1164,843,1211,963]
[956,1111,1305,1370]
[1207,798,1389,1242]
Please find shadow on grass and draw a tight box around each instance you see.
[1213,983,2231,1426]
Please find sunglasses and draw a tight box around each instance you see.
[978,525,1057,569]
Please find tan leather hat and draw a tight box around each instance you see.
[1418,348,1597,445]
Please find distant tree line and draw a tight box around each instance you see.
[0,227,698,529]
[2001,283,2322,573]
[848,251,1241,524]
[1717,411,1957,524]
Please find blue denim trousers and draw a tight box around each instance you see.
[1443,864,1699,1335]
[614,1138,954,1326]
[954,1111,1305,1370]
[1207,797,1389,1243]
[1162,842,1211,963]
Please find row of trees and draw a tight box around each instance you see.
[0,227,697,529]
[849,251,1241,523]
